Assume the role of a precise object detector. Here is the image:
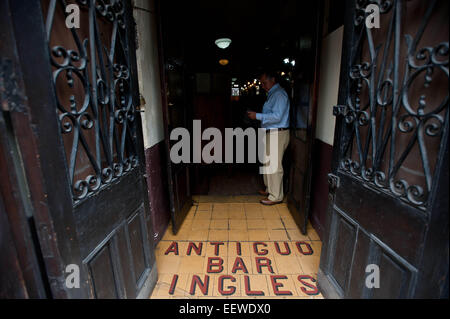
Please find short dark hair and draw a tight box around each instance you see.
[259,69,278,82]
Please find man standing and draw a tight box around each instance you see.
[247,71,290,205]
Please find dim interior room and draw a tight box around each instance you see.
[159,0,321,196]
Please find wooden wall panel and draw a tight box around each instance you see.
[330,213,356,291]
[128,211,147,284]
[88,244,118,299]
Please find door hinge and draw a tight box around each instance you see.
[135,94,145,113]
[327,173,340,192]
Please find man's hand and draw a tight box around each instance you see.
[247,111,257,120]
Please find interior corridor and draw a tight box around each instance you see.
[150,198,323,299]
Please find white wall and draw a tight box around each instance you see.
[133,0,165,149]
[315,26,344,146]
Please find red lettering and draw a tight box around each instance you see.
[270,275,293,295]
[255,257,274,273]
[186,242,203,256]
[231,257,248,274]
[218,275,236,296]
[164,242,178,255]
[274,242,291,255]
[206,257,224,273]
[297,275,319,295]
[189,275,210,295]
[253,242,268,255]
[296,241,314,255]
[243,276,264,296]
[210,242,224,256]
[168,274,178,295]
[236,242,241,256]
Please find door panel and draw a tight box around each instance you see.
[166,76,192,234]
[6,0,157,298]
[319,0,449,298]
[157,1,192,235]
[334,173,426,264]
[286,2,322,235]
[87,244,118,299]
[287,108,313,233]
[75,170,144,257]
[128,211,147,283]
[371,252,412,298]
[329,213,356,293]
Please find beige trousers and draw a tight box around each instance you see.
[262,130,290,202]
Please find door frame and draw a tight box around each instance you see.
[1,0,55,299]
[5,0,82,298]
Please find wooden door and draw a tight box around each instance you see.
[157,1,192,234]
[286,96,315,235]
[4,0,157,298]
[318,0,449,298]
[286,3,322,235]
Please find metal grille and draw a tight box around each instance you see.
[44,0,139,202]
[335,0,449,209]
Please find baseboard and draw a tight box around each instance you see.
[136,261,158,299]
[317,268,343,299]
[310,213,324,241]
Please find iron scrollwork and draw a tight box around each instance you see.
[338,0,449,209]
[45,0,139,202]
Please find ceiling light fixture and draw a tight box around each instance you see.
[215,38,232,49]
[219,59,229,66]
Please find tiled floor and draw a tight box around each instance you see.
[150,200,323,299]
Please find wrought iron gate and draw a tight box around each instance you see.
[334,0,448,209]
[44,0,140,202]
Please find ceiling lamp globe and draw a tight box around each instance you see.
[215,38,232,49]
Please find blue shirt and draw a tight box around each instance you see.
[255,83,290,129]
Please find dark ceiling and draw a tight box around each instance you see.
[160,0,320,82]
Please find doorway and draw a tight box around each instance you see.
[150,0,324,299]
[158,0,322,236]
